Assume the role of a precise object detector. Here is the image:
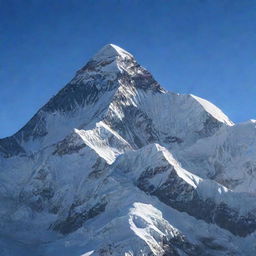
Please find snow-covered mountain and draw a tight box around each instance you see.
[0,44,256,256]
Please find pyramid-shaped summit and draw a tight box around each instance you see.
[76,43,160,90]
[0,44,231,157]
[92,43,134,61]
[1,43,256,256]
[0,44,161,156]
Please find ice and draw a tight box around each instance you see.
[0,44,255,255]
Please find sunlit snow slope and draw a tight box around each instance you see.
[0,44,256,256]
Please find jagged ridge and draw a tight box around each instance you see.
[0,44,255,256]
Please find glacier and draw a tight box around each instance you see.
[0,44,256,255]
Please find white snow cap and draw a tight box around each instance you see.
[92,44,134,61]
[191,94,234,126]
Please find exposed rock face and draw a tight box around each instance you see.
[53,132,87,156]
[0,136,25,157]
[0,44,255,256]
[113,144,256,237]
[51,201,107,234]
[153,184,256,237]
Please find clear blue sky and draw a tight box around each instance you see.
[1,0,256,138]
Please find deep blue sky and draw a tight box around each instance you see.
[1,0,256,138]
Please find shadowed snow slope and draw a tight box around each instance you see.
[0,44,256,256]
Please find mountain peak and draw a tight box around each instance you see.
[92,44,134,62]
[75,43,138,83]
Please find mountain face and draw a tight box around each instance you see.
[0,44,256,256]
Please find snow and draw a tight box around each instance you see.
[0,43,256,255]
[179,120,256,192]
[92,44,134,62]
[159,144,201,188]
[81,251,94,256]
[75,121,132,164]
[129,203,171,255]
[191,94,234,126]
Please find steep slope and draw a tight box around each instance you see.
[112,144,256,237]
[0,44,255,256]
[179,119,256,193]
[0,44,232,157]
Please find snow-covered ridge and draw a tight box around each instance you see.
[74,121,132,164]
[1,44,256,255]
[0,44,233,157]
[73,44,136,84]
[190,94,233,126]
[92,44,134,61]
